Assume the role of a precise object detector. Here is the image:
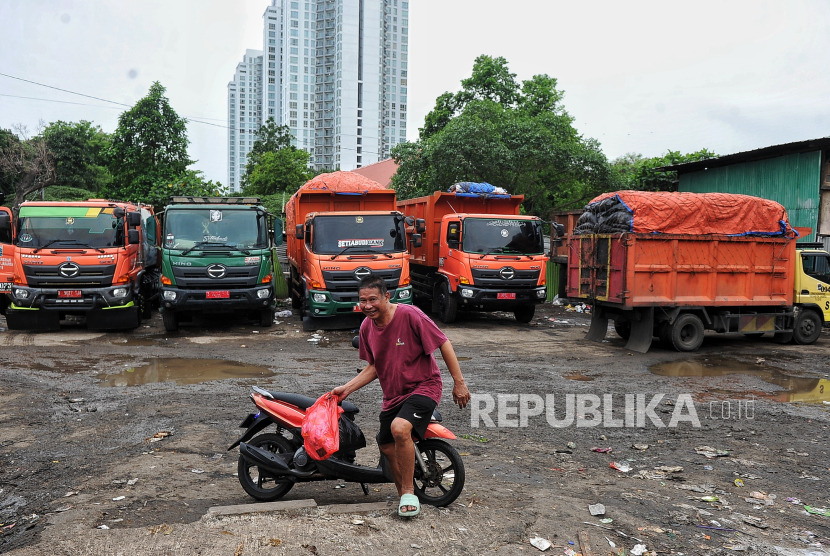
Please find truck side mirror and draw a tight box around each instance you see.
[404,216,415,226]
[0,213,10,242]
[295,224,304,240]
[415,218,426,233]
[127,229,140,244]
[410,233,422,248]
[127,211,141,228]
[554,223,565,238]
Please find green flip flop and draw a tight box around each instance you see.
[398,493,420,517]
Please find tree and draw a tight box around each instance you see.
[241,118,311,196]
[42,120,112,193]
[612,149,717,192]
[394,56,617,216]
[106,82,192,201]
[0,124,58,209]
[144,170,224,211]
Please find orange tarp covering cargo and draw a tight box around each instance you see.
[284,171,387,231]
[583,191,793,236]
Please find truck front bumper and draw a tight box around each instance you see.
[456,285,546,310]
[6,285,137,330]
[159,285,274,314]
[307,286,413,317]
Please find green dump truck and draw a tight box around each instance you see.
[158,196,283,332]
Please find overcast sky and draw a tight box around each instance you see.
[2,0,830,187]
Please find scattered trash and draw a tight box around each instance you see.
[805,506,830,517]
[97,525,110,530]
[700,496,720,503]
[703,465,713,471]
[460,433,489,443]
[799,473,822,481]
[563,548,576,556]
[351,519,364,525]
[741,514,769,529]
[609,462,632,472]
[275,310,293,318]
[786,497,802,505]
[725,542,749,551]
[149,431,172,443]
[734,479,744,487]
[64,491,79,497]
[529,537,552,551]
[588,503,606,516]
[695,446,729,458]
[755,358,765,365]
[592,447,612,453]
[112,496,125,501]
[632,444,649,451]
[55,505,72,512]
[605,536,616,548]
[127,478,138,486]
[567,441,576,449]
[654,466,683,473]
[631,544,648,555]
[599,518,613,524]
[191,469,204,474]
[676,484,715,493]
[68,398,85,403]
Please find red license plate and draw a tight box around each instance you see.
[353,304,362,312]
[206,290,230,299]
[497,292,516,300]
[58,290,82,298]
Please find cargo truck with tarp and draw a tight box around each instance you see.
[567,190,830,352]
[397,185,549,324]
[0,200,160,330]
[158,196,283,332]
[285,171,415,331]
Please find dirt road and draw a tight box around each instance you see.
[1,302,829,555]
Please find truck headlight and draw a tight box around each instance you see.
[257,289,271,299]
[537,289,546,298]
[398,289,411,300]
[111,288,128,298]
[162,290,177,301]
[461,288,474,298]
[13,289,28,299]
[312,293,327,303]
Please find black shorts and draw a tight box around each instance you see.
[377,394,437,445]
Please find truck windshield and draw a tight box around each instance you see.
[17,208,124,248]
[163,209,267,250]
[312,214,405,254]
[462,218,544,255]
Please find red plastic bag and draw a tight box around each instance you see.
[301,393,344,461]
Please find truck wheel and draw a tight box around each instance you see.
[614,321,631,340]
[670,313,704,352]
[162,310,179,332]
[793,310,821,345]
[514,305,535,323]
[259,307,274,327]
[437,283,457,324]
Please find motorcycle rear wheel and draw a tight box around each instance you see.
[413,439,465,507]
[237,433,295,501]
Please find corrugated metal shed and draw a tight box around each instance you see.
[678,151,822,240]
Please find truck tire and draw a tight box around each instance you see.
[290,268,302,309]
[793,310,821,345]
[259,307,274,327]
[614,321,631,340]
[514,305,535,323]
[437,282,457,324]
[670,313,704,352]
[162,310,179,332]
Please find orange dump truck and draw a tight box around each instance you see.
[567,191,830,352]
[397,189,548,323]
[285,171,414,330]
[0,200,160,330]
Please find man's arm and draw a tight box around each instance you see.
[332,363,378,402]
[439,340,471,409]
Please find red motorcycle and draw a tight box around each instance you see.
[229,386,466,507]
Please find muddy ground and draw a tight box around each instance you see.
[0,300,829,556]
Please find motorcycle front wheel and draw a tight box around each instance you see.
[413,439,465,507]
[237,433,295,501]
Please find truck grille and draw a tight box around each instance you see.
[172,265,260,289]
[471,267,540,288]
[23,264,116,287]
[321,269,402,293]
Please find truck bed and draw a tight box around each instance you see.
[567,233,795,307]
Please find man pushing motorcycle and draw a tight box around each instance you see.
[332,274,471,518]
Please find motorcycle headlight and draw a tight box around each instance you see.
[111,288,128,298]
[312,292,327,303]
[257,288,271,299]
[162,290,177,301]
[13,288,29,299]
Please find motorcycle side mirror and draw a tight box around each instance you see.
[351,335,360,349]
[295,224,304,239]
[112,207,125,218]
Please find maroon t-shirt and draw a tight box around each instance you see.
[359,303,448,411]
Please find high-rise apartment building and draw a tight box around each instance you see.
[227,0,409,192]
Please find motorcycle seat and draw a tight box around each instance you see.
[266,391,359,415]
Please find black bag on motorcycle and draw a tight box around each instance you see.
[338,415,367,451]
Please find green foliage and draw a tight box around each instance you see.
[393,55,616,215]
[0,128,19,199]
[106,82,192,201]
[144,170,224,212]
[42,120,112,192]
[41,185,99,202]
[611,149,717,192]
[241,118,311,196]
[259,193,287,217]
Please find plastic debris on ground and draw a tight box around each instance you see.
[632,444,649,451]
[734,478,744,487]
[149,431,172,443]
[97,525,110,530]
[695,446,730,458]
[600,518,613,524]
[592,447,612,453]
[112,496,125,501]
[563,548,576,556]
[567,441,576,449]
[787,497,803,505]
[609,462,632,472]
[805,506,830,517]
[605,536,616,548]
[275,310,293,318]
[529,536,552,551]
[703,465,713,471]
[630,544,648,555]
[654,466,683,473]
[588,503,606,516]
[191,469,204,474]
[700,496,720,503]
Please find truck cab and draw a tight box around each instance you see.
[793,243,830,341]
[158,196,280,331]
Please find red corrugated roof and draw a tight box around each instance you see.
[349,158,399,188]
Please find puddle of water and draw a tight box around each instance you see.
[96,358,274,386]
[563,372,595,381]
[650,357,830,403]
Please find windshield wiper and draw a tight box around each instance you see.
[478,248,505,259]
[180,242,229,256]
[330,246,378,260]
[62,242,106,254]
[32,239,92,254]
